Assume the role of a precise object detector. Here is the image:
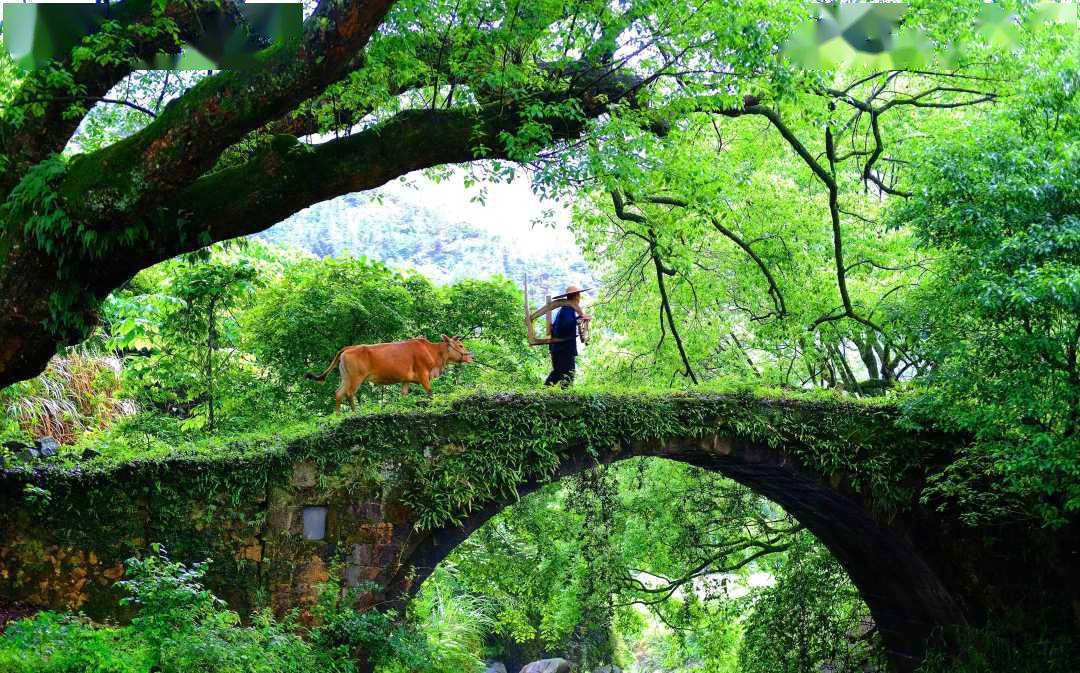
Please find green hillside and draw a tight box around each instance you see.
[255,190,591,293]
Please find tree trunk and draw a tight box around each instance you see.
[207,295,217,434]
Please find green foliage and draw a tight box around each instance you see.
[916,614,1079,673]
[11,389,928,529]
[244,256,422,392]
[3,156,71,258]
[0,611,154,673]
[0,155,104,338]
[738,533,885,673]
[102,252,263,435]
[893,58,1080,526]
[0,544,501,673]
[1,348,132,444]
[447,476,611,667]
[442,457,884,672]
[307,573,436,673]
[0,546,356,673]
[569,77,923,393]
[15,242,541,451]
[243,254,536,410]
[407,566,492,673]
[1,4,1077,671]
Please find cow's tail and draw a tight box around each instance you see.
[305,348,345,382]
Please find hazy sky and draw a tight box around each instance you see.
[378,168,580,253]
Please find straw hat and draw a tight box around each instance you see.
[552,284,591,300]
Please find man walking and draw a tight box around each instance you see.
[545,285,590,386]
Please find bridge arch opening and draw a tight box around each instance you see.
[403,455,885,673]
[394,435,964,673]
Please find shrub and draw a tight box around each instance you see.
[0,546,354,673]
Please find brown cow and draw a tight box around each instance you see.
[304,335,474,412]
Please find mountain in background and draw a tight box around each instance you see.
[254,190,592,297]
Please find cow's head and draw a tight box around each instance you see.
[442,335,474,363]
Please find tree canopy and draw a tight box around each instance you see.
[1,2,1079,672]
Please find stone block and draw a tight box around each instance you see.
[102,564,124,581]
[293,555,329,607]
[285,506,305,535]
[519,658,574,673]
[239,541,263,562]
[36,437,60,457]
[360,501,383,520]
[344,564,363,587]
[350,543,373,566]
[377,545,399,566]
[291,461,318,488]
[711,434,732,455]
[357,522,393,545]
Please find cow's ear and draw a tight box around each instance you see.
[441,334,450,342]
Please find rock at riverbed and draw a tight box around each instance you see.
[485,663,508,673]
[15,447,40,463]
[36,437,60,457]
[519,659,574,673]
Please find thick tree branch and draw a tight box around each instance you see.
[0,1,239,195]
[50,0,399,225]
[0,62,655,386]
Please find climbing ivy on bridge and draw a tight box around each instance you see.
[2,390,953,535]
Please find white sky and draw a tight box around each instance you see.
[382,170,579,251]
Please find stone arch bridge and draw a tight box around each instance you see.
[1,393,1075,672]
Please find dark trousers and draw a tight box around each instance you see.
[545,348,576,386]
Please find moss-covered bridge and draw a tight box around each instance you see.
[0,392,1074,672]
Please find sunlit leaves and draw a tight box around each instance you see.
[893,76,1080,525]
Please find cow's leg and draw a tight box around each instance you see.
[335,358,359,414]
[419,371,433,396]
[346,375,366,413]
[334,383,348,414]
[401,383,410,396]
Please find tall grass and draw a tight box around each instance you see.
[3,349,136,444]
[409,566,493,673]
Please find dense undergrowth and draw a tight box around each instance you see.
[7,382,880,469]
[0,546,474,673]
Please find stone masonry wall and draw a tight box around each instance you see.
[0,456,415,624]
